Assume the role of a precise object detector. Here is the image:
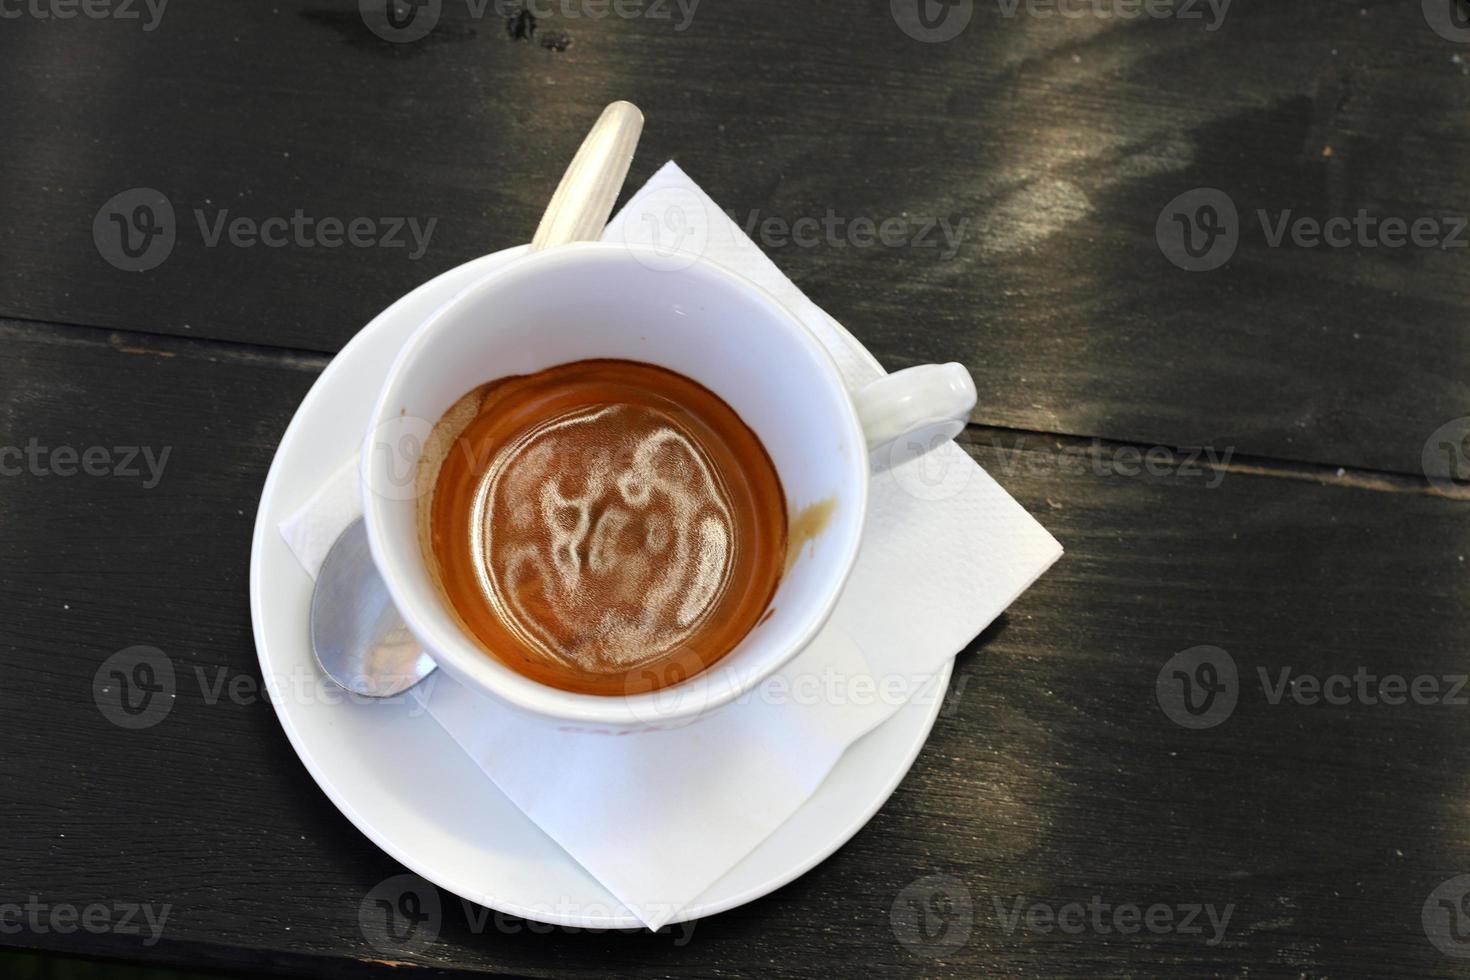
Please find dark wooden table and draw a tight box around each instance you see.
[4,0,1470,976]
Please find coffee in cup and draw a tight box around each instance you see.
[417,359,786,696]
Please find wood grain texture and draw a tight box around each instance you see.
[1,323,1468,977]
[1,1,1467,475]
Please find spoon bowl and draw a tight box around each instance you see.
[311,516,435,697]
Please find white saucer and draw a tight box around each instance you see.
[248,247,951,928]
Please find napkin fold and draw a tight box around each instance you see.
[280,162,1061,930]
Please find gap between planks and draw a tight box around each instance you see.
[2,315,1462,502]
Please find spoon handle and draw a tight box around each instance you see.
[531,101,645,252]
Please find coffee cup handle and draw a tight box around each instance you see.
[853,363,977,470]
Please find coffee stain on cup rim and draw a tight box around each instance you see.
[785,497,837,572]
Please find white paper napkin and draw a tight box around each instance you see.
[280,162,1062,930]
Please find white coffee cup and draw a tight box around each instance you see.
[361,243,975,731]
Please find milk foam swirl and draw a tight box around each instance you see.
[423,359,788,695]
[470,403,736,673]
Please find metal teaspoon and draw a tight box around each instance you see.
[310,101,645,697]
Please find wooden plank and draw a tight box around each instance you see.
[1,1,1467,475]
[1,322,1467,976]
